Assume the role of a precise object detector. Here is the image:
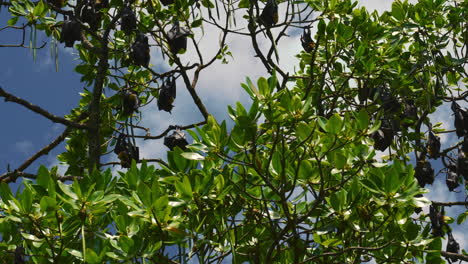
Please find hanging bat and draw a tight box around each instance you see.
[80,0,101,31]
[379,88,401,114]
[131,33,150,67]
[167,22,191,54]
[300,28,314,53]
[60,16,81,47]
[122,89,139,116]
[446,164,459,192]
[401,100,418,127]
[429,205,444,237]
[371,119,393,151]
[158,77,176,113]
[451,101,468,137]
[114,134,139,168]
[457,147,468,181]
[415,158,434,187]
[426,130,440,159]
[258,0,278,28]
[357,79,377,103]
[164,128,189,150]
[120,6,137,35]
[446,232,460,261]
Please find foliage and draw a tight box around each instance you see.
[0,0,467,263]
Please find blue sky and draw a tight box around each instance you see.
[0,11,82,172]
[1,0,467,260]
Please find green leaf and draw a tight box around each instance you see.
[238,0,249,8]
[334,151,347,170]
[33,1,46,17]
[67,249,83,260]
[355,109,369,130]
[0,182,14,203]
[137,183,152,207]
[36,165,50,189]
[356,43,367,58]
[321,238,341,247]
[175,176,193,199]
[181,152,205,160]
[21,184,33,213]
[191,19,203,28]
[57,181,79,200]
[457,211,468,225]
[7,16,19,26]
[383,167,399,193]
[258,77,271,97]
[296,122,312,141]
[119,236,134,253]
[9,1,27,16]
[85,248,101,264]
[40,196,57,212]
[317,19,326,35]
[327,114,342,134]
[317,117,328,132]
[426,237,442,264]
[391,1,405,21]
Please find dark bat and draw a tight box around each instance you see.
[258,0,278,28]
[426,130,440,159]
[158,77,176,113]
[457,147,468,181]
[300,28,314,53]
[60,17,81,47]
[446,164,459,192]
[114,134,139,168]
[429,205,444,237]
[401,99,418,120]
[131,33,150,67]
[121,6,137,35]
[415,158,434,187]
[379,88,401,114]
[114,133,127,155]
[357,80,377,103]
[80,0,101,31]
[122,89,139,116]
[371,119,393,151]
[446,232,460,262]
[463,136,468,154]
[451,101,468,137]
[164,128,189,150]
[167,22,191,54]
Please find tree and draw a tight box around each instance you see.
[0,0,467,262]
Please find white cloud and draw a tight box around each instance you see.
[14,140,34,155]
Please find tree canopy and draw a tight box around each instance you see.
[0,0,467,263]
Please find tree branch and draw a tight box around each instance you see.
[432,201,468,207]
[441,251,468,262]
[0,87,88,129]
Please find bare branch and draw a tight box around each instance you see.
[441,251,468,262]
[0,87,88,129]
[432,201,468,207]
